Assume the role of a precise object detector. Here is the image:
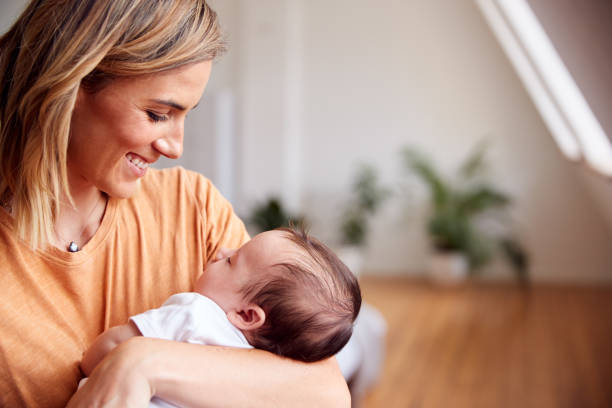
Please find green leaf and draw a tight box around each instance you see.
[340,210,367,246]
[339,163,389,246]
[459,140,488,179]
[402,148,450,210]
[353,164,390,214]
[249,197,304,232]
[456,186,510,216]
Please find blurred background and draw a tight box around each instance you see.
[2,0,611,406]
[173,0,612,284]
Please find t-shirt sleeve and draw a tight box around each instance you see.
[129,294,197,341]
[185,170,250,263]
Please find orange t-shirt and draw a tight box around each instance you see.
[0,167,249,407]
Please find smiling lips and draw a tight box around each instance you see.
[126,153,152,177]
[126,153,150,169]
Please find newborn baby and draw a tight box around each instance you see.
[81,227,362,407]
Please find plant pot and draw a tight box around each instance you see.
[428,251,469,285]
[336,246,363,277]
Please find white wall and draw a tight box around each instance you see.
[527,0,612,150]
[2,1,610,283]
[0,2,26,33]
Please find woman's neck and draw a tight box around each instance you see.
[53,177,108,251]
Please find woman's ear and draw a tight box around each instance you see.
[227,305,265,331]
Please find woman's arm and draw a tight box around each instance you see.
[68,336,350,407]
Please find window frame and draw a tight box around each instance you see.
[475,0,612,177]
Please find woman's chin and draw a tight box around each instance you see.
[102,179,142,199]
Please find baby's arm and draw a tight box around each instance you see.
[81,321,141,376]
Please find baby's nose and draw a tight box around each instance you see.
[215,247,235,261]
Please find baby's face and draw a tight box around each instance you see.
[195,230,298,313]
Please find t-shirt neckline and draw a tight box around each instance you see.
[0,196,119,266]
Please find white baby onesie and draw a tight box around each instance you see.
[130,292,252,408]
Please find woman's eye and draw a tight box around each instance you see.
[146,111,169,123]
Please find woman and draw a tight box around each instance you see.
[0,1,349,407]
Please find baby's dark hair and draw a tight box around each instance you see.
[241,227,362,362]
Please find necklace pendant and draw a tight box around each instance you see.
[68,241,79,252]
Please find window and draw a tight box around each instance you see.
[476,0,612,177]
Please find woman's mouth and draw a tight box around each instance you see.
[126,153,150,176]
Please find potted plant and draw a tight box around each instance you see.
[337,163,389,276]
[401,143,528,285]
[247,197,305,233]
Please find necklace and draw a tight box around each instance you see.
[55,194,107,253]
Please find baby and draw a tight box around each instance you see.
[81,227,362,406]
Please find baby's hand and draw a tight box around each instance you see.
[81,323,141,376]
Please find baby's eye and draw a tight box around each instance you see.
[226,257,232,265]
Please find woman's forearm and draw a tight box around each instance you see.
[131,336,350,407]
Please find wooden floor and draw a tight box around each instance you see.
[359,277,612,408]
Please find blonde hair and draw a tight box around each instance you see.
[0,0,225,248]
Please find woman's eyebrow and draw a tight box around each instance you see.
[151,99,187,111]
[151,99,201,111]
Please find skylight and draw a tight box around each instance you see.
[476,0,612,177]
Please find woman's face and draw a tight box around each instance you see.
[69,61,212,198]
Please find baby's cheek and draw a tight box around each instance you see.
[194,270,208,290]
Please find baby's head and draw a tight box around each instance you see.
[196,227,362,362]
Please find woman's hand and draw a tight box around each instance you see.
[67,337,154,408]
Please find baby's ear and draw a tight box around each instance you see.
[227,305,265,331]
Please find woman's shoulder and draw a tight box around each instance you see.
[134,166,249,253]
[139,166,213,201]
[142,166,208,189]
[135,166,229,215]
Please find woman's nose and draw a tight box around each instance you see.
[153,123,184,159]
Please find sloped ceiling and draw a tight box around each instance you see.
[527,0,612,143]
[525,0,612,233]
